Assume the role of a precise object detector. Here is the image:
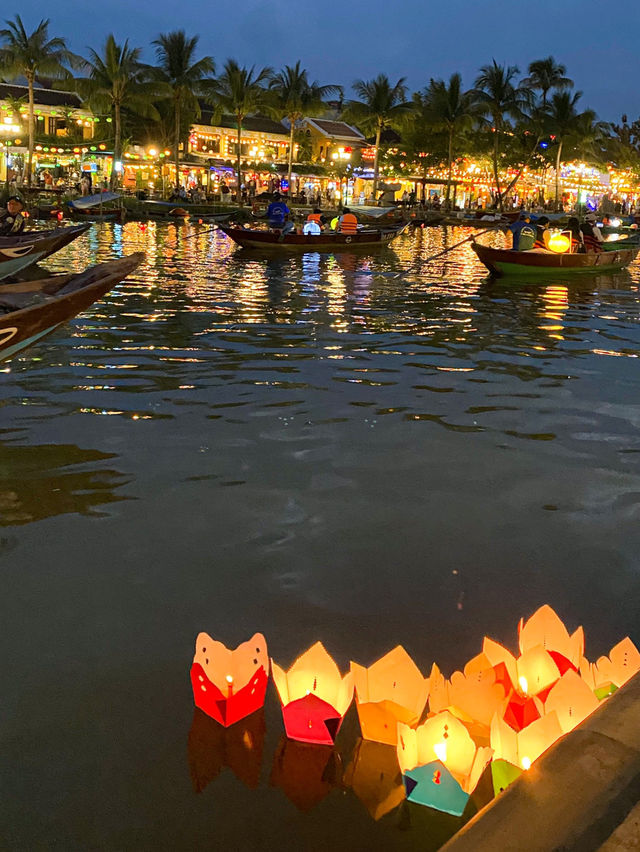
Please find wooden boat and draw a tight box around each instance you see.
[0,253,144,362]
[0,224,90,281]
[217,223,406,251]
[472,241,639,277]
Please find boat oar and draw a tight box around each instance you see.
[390,227,495,279]
[163,223,219,248]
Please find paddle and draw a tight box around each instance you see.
[390,227,496,280]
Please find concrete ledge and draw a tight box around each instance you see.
[441,671,640,852]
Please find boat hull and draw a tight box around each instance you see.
[472,242,639,277]
[0,253,143,362]
[0,224,90,281]
[218,224,404,252]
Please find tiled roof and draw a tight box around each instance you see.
[0,83,83,109]
[304,119,365,140]
[196,108,288,136]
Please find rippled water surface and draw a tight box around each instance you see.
[2,222,640,850]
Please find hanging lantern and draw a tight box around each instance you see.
[396,711,492,816]
[343,739,405,820]
[350,646,430,745]
[190,632,269,726]
[271,642,353,745]
[490,711,563,795]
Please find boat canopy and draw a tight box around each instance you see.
[69,192,121,210]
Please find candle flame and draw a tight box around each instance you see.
[519,676,528,695]
[226,675,233,684]
[433,742,447,763]
[521,756,531,770]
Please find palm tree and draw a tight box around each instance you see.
[72,35,169,189]
[269,62,340,197]
[473,61,529,209]
[209,59,272,202]
[421,73,477,207]
[522,57,573,106]
[544,91,583,206]
[152,30,215,190]
[342,74,413,197]
[0,16,74,186]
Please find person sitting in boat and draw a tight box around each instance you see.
[508,212,536,251]
[533,216,550,249]
[303,219,322,235]
[0,196,26,236]
[567,217,584,253]
[306,208,324,229]
[338,208,358,234]
[267,192,290,229]
[580,215,604,253]
[281,214,296,235]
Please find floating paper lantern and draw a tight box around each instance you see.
[429,661,507,736]
[580,637,640,695]
[270,736,342,812]
[188,706,265,791]
[272,642,353,745]
[502,690,542,732]
[344,739,405,820]
[351,646,430,745]
[397,711,492,816]
[490,711,563,795]
[542,670,599,734]
[518,605,583,673]
[482,638,561,699]
[190,632,269,726]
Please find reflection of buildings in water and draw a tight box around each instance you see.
[343,739,405,821]
[0,442,130,526]
[269,736,342,812]
[188,707,266,792]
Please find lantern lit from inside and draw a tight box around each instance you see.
[547,231,571,253]
[190,632,269,726]
[350,646,430,745]
[580,637,640,696]
[482,637,561,698]
[542,670,599,733]
[518,605,584,673]
[429,659,508,735]
[396,711,492,815]
[490,711,563,795]
[271,642,354,745]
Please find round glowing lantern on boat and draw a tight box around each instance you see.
[547,231,571,253]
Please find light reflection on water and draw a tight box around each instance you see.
[2,222,640,850]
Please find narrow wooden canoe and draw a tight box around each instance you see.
[217,223,406,251]
[472,241,639,277]
[0,224,91,281]
[0,252,144,362]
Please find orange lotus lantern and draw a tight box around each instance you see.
[350,646,430,745]
[271,642,353,745]
[542,670,599,734]
[397,711,492,816]
[190,632,269,726]
[428,660,507,736]
[580,637,640,697]
[482,637,561,699]
[344,739,405,820]
[490,710,564,795]
[518,604,583,674]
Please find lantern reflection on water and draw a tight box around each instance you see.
[397,711,492,816]
[190,632,269,726]
[351,646,430,745]
[270,737,342,812]
[188,706,266,791]
[344,739,405,820]
[272,641,354,745]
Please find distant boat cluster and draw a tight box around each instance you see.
[190,605,640,817]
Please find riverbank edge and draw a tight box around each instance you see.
[441,670,640,852]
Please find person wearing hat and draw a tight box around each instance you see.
[508,211,536,251]
[0,196,26,236]
[581,212,604,252]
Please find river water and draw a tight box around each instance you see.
[2,222,640,850]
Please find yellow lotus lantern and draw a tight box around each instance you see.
[547,230,571,253]
[482,637,561,698]
[271,641,353,745]
[428,660,507,736]
[343,739,405,820]
[542,670,599,734]
[490,710,564,794]
[350,646,430,745]
[396,711,492,815]
[518,604,584,673]
[580,637,640,697]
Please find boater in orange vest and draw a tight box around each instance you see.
[307,208,324,228]
[339,208,358,234]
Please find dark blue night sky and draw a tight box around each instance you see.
[7,0,639,121]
